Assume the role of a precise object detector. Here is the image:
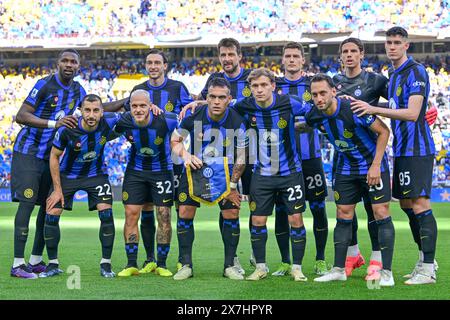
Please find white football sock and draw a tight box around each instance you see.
[256,263,267,270]
[370,251,382,262]
[13,258,26,268]
[419,251,424,262]
[347,244,359,257]
[49,259,59,265]
[29,255,43,265]
[100,258,111,265]
[292,264,302,271]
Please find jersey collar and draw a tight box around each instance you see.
[283,76,306,85]
[393,56,413,74]
[78,117,101,133]
[55,74,72,90]
[324,98,341,118]
[131,111,154,128]
[205,107,229,125]
[223,68,244,82]
[253,93,276,110]
[146,77,168,89]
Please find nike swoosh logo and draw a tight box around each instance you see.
[251,239,260,242]
[44,237,54,241]
[334,242,340,245]
[103,233,114,237]
[315,190,325,196]
[102,197,111,201]
[374,195,384,201]
[21,232,28,236]
[294,205,303,210]
[315,228,327,232]
[420,236,428,240]
[251,123,257,127]
[163,199,172,203]
[403,190,412,195]
[380,247,388,250]
[293,239,305,243]
[50,103,57,107]
[178,231,188,234]
[275,232,288,236]
[232,233,240,236]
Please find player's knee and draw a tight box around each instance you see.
[97,203,112,212]
[179,206,196,219]
[251,215,267,226]
[48,209,63,216]
[411,197,431,213]
[336,205,355,219]
[288,213,303,228]
[222,209,239,220]
[142,203,154,211]
[372,203,390,220]
[98,208,114,222]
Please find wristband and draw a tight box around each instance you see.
[47,120,56,128]
[230,182,238,189]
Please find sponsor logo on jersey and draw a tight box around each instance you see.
[81,151,97,161]
[334,140,356,152]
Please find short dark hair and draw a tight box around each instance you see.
[218,38,241,55]
[282,42,305,57]
[339,37,364,53]
[146,49,168,64]
[311,73,335,89]
[386,26,408,38]
[248,68,275,84]
[81,94,103,107]
[58,49,80,61]
[208,77,231,94]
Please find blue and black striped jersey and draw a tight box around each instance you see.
[306,98,389,176]
[124,78,193,114]
[113,112,178,172]
[53,113,120,179]
[231,94,309,177]
[333,70,389,106]
[14,74,86,160]
[276,76,320,160]
[178,105,247,173]
[200,68,252,100]
[387,56,435,157]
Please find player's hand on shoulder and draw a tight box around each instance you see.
[350,100,375,116]
[150,103,163,116]
[179,101,199,121]
[339,95,356,101]
[56,115,78,129]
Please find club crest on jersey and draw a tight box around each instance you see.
[99,136,107,146]
[68,100,75,109]
[242,86,251,97]
[354,89,362,97]
[277,118,287,129]
[179,192,187,203]
[396,86,402,96]
[302,91,312,101]
[24,188,34,199]
[122,191,129,201]
[154,136,163,145]
[343,129,353,139]
[165,101,174,112]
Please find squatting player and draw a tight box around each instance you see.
[43,94,120,278]
[274,42,330,276]
[10,49,86,279]
[170,78,248,280]
[350,26,438,285]
[306,74,395,286]
[114,90,178,278]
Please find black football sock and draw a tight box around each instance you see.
[250,225,267,264]
[176,208,181,263]
[334,218,353,268]
[14,202,34,258]
[416,210,438,263]
[125,243,138,268]
[363,199,380,251]
[403,208,422,251]
[177,218,194,266]
[310,201,328,261]
[31,204,46,256]
[157,244,170,268]
[98,209,115,260]
[350,213,358,246]
[376,217,395,270]
[140,210,155,262]
[44,214,60,261]
[222,218,240,268]
[275,204,291,264]
[290,226,306,265]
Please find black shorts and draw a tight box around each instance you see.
[240,166,253,195]
[393,155,433,199]
[177,172,238,210]
[249,172,306,216]
[302,157,328,202]
[333,171,391,205]
[173,164,184,199]
[11,151,52,205]
[50,174,113,211]
[122,169,174,206]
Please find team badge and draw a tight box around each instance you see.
[277,118,287,129]
[24,188,34,199]
[154,136,163,145]
[249,201,257,211]
[334,191,340,201]
[354,89,362,97]
[99,136,107,146]
[74,141,82,151]
[68,100,75,109]
[179,192,187,203]
[396,86,402,96]
[202,167,214,178]
[242,86,251,97]
[122,191,129,201]
[343,129,353,139]
[302,91,312,102]
[165,101,174,112]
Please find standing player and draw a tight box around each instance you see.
[114,90,178,278]
[306,74,395,286]
[43,95,120,278]
[126,49,193,274]
[10,49,86,279]
[351,26,438,285]
[274,42,330,276]
[170,78,248,280]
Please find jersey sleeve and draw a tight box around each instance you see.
[375,74,389,100]
[164,112,179,133]
[305,108,322,129]
[177,114,194,137]
[112,112,130,134]
[179,83,194,106]
[52,127,68,151]
[407,65,428,98]
[353,113,377,128]
[235,121,249,149]
[290,95,310,116]
[24,79,47,108]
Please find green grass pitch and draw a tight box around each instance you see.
[0,201,448,300]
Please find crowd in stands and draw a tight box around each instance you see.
[0,54,449,188]
[0,0,448,41]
